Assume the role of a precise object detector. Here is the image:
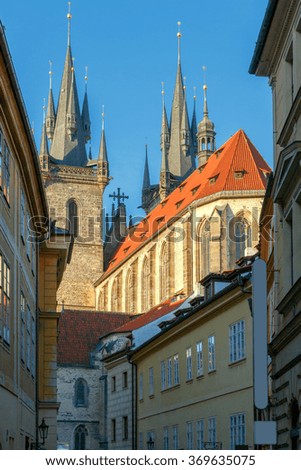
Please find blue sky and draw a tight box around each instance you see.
[1,0,271,219]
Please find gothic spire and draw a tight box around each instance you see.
[167,22,194,179]
[46,61,56,141]
[142,144,150,190]
[49,3,87,166]
[191,89,198,156]
[39,102,50,171]
[197,73,216,167]
[82,67,91,142]
[97,106,109,189]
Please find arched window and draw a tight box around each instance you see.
[160,243,169,301]
[201,220,211,279]
[201,138,206,151]
[74,425,88,450]
[126,268,136,313]
[230,216,252,263]
[141,256,150,312]
[75,378,88,407]
[207,138,211,150]
[67,199,78,237]
[111,279,118,311]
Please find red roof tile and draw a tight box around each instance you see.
[58,310,132,366]
[104,130,271,275]
[113,297,186,333]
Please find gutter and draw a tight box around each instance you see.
[249,0,278,74]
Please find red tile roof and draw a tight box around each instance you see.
[113,297,187,333]
[104,130,271,275]
[58,310,132,366]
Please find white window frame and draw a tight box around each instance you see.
[196,419,205,450]
[230,413,246,449]
[172,425,178,450]
[20,291,26,362]
[186,347,192,381]
[208,417,216,445]
[208,335,216,371]
[2,258,10,344]
[163,426,169,450]
[174,353,179,385]
[167,357,172,388]
[161,360,166,391]
[149,367,154,396]
[139,372,143,400]
[196,341,203,376]
[229,320,245,363]
[186,421,193,450]
[26,304,31,370]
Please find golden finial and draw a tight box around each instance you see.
[177,21,182,64]
[85,66,88,92]
[71,57,75,72]
[49,60,53,89]
[43,98,46,123]
[102,105,105,131]
[193,86,197,100]
[202,65,207,90]
[67,2,72,46]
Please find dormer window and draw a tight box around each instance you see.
[234,170,245,179]
[175,199,184,209]
[209,174,218,185]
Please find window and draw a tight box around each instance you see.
[141,256,151,312]
[111,376,116,392]
[167,357,172,388]
[20,292,25,362]
[122,371,128,389]
[67,199,78,237]
[163,427,169,450]
[160,243,169,301]
[196,341,203,376]
[26,211,31,260]
[208,335,216,372]
[122,416,128,440]
[161,361,166,391]
[111,419,116,442]
[74,425,87,450]
[186,347,192,381]
[208,417,216,446]
[149,367,154,396]
[139,372,143,400]
[201,221,210,279]
[126,267,136,313]
[172,425,179,450]
[3,139,10,203]
[196,419,205,450]
[75,379,88,407]
[31,314,35,377]
[230,413,246,449]
[139,432,143,450]
[20,189,25,242]
[174,354,179,385]
[186,422,193,450]
[229,320,245,363]
[2,258,11,344]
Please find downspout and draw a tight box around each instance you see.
[128,356,137,450]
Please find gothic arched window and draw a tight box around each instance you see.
[141,256,150,312]
[74,425,88,450]
[126,268,136,313]
[160,243,169,301]
[75,378,88,407]
[67,199,78,237]
[229,216,252,264]
[201,138,206,151]
[201,220,211,279]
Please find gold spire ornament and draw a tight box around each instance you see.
[177,21,182,64]
[67,2,72,46]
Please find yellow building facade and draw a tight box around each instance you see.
[131,271,254,450]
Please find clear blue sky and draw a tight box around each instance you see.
[1,0,272,219]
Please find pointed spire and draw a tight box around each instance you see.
[142,144,150,190]
[39,100,50,171]
[49,4,87,166]
[181,78,191,151]
[82,66,91,142]
[191,88,198,156]
[197,67,216,167]
[177,21,182,65]
[97,106,109,188]
[160,82,170,151]
[46,60,56,141]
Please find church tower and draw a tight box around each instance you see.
[39,5,109,310]
[197,82,216,166]
[141,22,197,213]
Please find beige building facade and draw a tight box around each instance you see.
[0,23,69,450]
[250,0,301,450]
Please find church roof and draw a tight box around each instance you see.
[113,297,187,333]
[103,129,271,276]
[58,310,131,366]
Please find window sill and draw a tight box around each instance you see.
[228,357,246,367]
[161,383,181,393]
[197,374,204,381]
[208,369,216,375]
[186,378,193,384]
